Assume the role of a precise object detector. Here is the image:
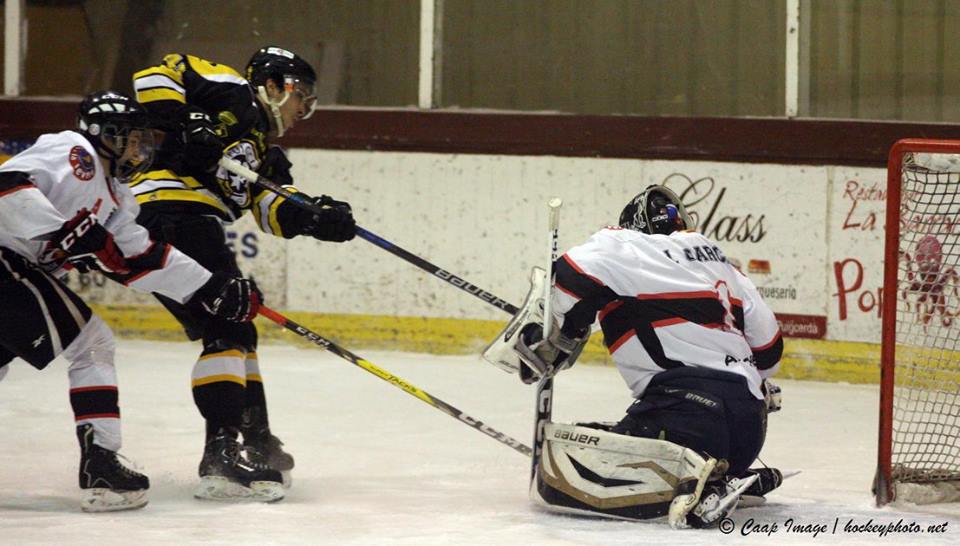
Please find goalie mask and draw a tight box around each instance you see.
[77,90,157,183]
[246,46,318,137]
[618,185,694,235]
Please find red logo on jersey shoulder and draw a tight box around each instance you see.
[69,146,96,181]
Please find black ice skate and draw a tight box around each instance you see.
[76,424,149,512]
[243,432,294,488]
[242,407,294,487]
[195,429,284,502]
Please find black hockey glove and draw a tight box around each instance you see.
[180,107,223,174]
[193,272,263,322]
[258,146,294,186]
[45,209,130,275]
[295,195,357,243]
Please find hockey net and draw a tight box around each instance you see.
[876,139,960,506]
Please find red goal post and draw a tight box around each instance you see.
[876,138,960,506]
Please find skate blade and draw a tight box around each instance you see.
[738,494,767,508]
[81,488,148,512]
[194,476,284,502]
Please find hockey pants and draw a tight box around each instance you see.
[0,248,122,450]
[611,366,767,476]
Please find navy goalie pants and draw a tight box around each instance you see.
[611,366,767,477]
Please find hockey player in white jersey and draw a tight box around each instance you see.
[0,91,263,511]
[486,185,783,527]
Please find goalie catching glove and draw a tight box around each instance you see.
[482,267,588,384]
[44,209,129,275]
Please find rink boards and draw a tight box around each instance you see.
[43,146,926,385]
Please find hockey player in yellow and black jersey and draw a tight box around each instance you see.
[129,46,356,501]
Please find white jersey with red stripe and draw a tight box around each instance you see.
[0,130,211,303]
[552,227,782,400]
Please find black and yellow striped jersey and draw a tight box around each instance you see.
[130,53,301,238]
[133,53,260,145]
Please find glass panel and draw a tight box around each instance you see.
[440,0,785,116]
[18,0,419,106]
[807,0,960,122]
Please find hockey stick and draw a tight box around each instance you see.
[530,198,563,484]
[256,304,533,457]
[219,157,519,315]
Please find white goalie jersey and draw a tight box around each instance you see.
[0,130,211,303]
[552,227,782,400]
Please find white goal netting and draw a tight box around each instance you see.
[888,151,960,504]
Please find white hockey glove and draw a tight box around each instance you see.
[481,267,588,384]
[762,379,782,413]
[515,321,588,384]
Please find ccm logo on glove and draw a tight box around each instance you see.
[47,209,130,274]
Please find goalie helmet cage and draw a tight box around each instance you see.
[876,138,960,506]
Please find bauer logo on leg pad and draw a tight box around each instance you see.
[553,429,600,446]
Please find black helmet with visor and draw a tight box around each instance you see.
[245,46,318,136]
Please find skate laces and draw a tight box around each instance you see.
[101,448,145,479]
[221,436,272,471]
[239,445,274,471]
[117,453,144,477]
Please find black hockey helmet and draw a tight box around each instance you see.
[618,185,694,235]
[77,90,156,182]
[246,46,318,135]
[246,46,317,89]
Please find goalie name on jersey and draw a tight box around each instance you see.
[665,244,729,265]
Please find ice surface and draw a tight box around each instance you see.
[2,339,959,544]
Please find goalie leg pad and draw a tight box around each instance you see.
[531,422,716,521]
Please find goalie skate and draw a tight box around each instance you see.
[670,473,759,529]
[737,468,796,508]
[195,432,284,502]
